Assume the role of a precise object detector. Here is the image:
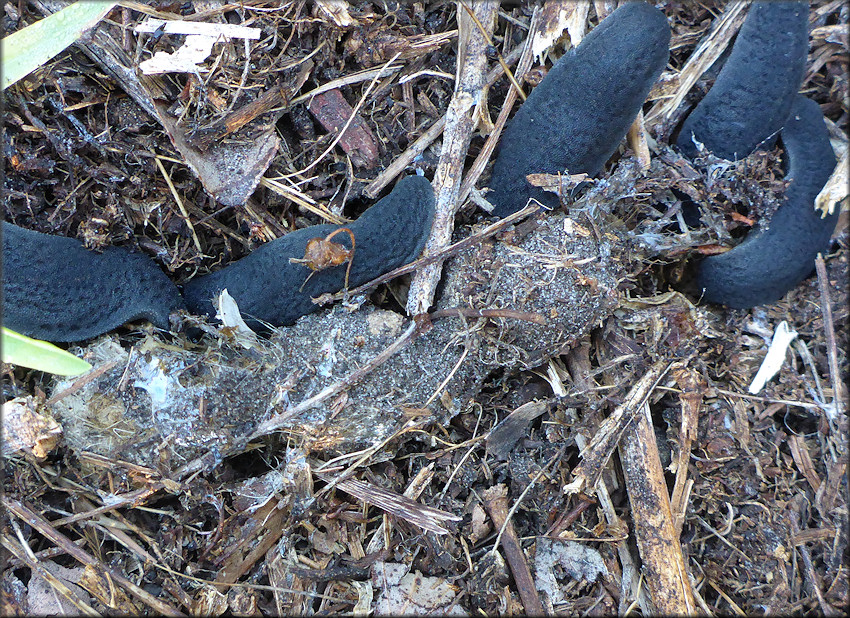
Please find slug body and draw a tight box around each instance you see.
[693,96,838,308]
[183,175,435,329]
[2,223,185,342]
[488,1,670,218]
[676,1,809,160]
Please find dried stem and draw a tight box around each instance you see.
[458,5,540,205]
[482,484,546,616]
[363,44,525,200]
[406,0,500,316]
[314,202,540,305]
[3,498,185,617]
[815,253,845,417]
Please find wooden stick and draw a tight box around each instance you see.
[482,485,546,616]
[363,44,525,200]
[619,383,697,614]
[815,253,845,418]
[458,5,539,205]
[406,0,501,316]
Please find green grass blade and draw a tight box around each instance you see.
[1,328,92,376]
[1,1,117,90]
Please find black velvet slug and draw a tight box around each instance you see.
[2,223,185,342]
[183,175,435,329]
[488,1,670,218]
[676,1,809,160]
[692,96,838,308]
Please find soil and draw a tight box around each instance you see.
[2,1,847,615]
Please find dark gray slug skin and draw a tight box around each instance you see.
[2,223,186,342]
[183,175,435,329]
[488,1,670,218]
[693,96,838,308]
[676,1,809,160]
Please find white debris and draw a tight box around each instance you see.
[748,320,798,394]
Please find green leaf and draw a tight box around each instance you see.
[1,328,92,376]
[1,1,117,90]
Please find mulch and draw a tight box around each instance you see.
[2,1,847,615]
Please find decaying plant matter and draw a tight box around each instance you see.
[2,1,847,615]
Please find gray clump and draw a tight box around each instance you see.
[49,210,619,469]
[2,223,184,342]
[676,1,809,160]
[183,175,435,329]
[488,1,670,218]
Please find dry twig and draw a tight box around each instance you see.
[406,0,500,316]
[481,484,546,616]
[815,253,846,418]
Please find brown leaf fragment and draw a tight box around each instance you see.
[308,89,379,169]
[153,100,280,207]
[1,396,62,460]
[486,400,549,460]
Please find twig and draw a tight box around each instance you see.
[482,484,546,616]
[0,534,100,616]
[644,1,750,128]
[322,476,461,536]
[815,253,845,419]
[627,109,652,170]
[49,486,163,527]
[363,44,525,199]
[619,399,697,614]
[669,365,705,536]
[575,434,647,614]
[154,155,203,254]
[46,359,121,405]
[406,0,500,316]
[315,202,540,305]
[288,63,403,107]
[260,176,347,225]
[429,307,545,325]
[789,508,839,616]
[712,388,826,410]
[564,360,673,494]
[366,464,438,553]
[363,116,446,199]
[457,5,539,206]
[459,1,526,102]
[248,320,424,439]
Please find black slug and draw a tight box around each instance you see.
[692,96,838,308]
[676,1,809,160]
[183,175,435,329]
[488,1,670,218]
[2,223,185,342]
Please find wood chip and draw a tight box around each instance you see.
[308,89,379,169]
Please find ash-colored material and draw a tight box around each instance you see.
[676,1,809,160]
[694,96,839,308]
[487,1,670,218]
[50,210,619,468]
[2,223,184,342]
[183,175,435,329]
